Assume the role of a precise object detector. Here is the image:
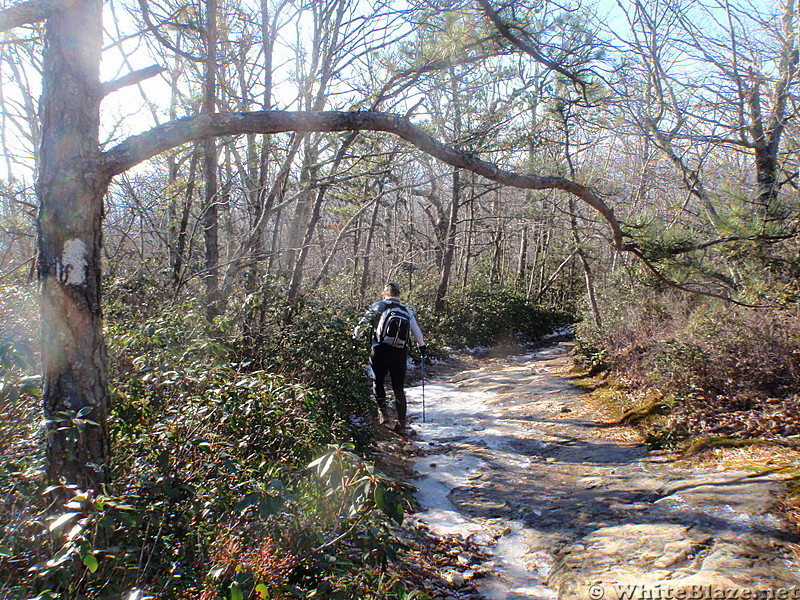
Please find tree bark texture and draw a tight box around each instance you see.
[359,199,381,301]
[36,0,110,490]
[173,146,199,286]
[202,0,221,318]
[0,0,53,31]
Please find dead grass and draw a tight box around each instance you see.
[552,361,648,445]
[559,348,664,425]
[566,366,651,426]
[678,443,800,472]
[679,443,800,534]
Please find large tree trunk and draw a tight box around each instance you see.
[569,198,602,329]
[516,225,528,288]
[287,181,325,303]
[37,0,110,490]
[173,146,199,287]
[435,66,463,313]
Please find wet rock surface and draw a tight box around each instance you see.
[402,343,800,600]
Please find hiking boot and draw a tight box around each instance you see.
[377,403,389,424]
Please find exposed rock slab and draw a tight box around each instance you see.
[406,343,800,600]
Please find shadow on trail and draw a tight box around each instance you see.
[405,344,800,600]
[452,466,794,541]
[456,431,647,465]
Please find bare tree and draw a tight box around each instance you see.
[612,0,800,232]
[0,0,627,488]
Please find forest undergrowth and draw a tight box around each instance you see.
[4,269,800,599]
[0,280,566,600]
[573,284,800,526]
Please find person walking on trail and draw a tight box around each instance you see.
[353,282,426,433]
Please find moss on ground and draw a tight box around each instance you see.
[571,355,800,534]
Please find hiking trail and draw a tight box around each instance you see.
[401,342,800,600]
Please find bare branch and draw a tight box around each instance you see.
[100,110,628,251]
[0,0,52,32]
[137,0,203,62]
[99,64,166,97]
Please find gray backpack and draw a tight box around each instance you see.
[376,303,411,348]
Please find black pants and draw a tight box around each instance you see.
[370,344,408,422]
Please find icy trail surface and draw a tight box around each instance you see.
[403,343,800,600]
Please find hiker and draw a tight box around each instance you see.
[353,282,426,432]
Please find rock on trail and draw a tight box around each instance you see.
[403,343,800,600]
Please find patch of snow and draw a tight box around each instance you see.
[466,345,492,356]
[542,326,575,340]
[405,376,556,598]
[478,521,556,600]
[508,353,536,362]
[654,494,686,507]
[654,493,785,535]
[346,414,368,428]
[688,502,784,534]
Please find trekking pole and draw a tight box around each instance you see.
[421,355,426,423]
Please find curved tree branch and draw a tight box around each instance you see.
[137,0,203,62]
[0,0,52,32]
[629,247,762,308]
[656,233,796,256]
[100,109,629,251]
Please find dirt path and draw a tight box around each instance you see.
[402,343,800,600]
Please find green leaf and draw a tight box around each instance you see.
[46,545,77,568]
[376,487,404,525]
[258,494,283,518]
[124,589,155,600]
[157,450,170,471]
[374,485,385,510]
[235,492,260,513]
[83,553,99,573]
[317,453,336,478]
[306,454,327,470]
[229,584,244,600]
[255,583,271,599]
